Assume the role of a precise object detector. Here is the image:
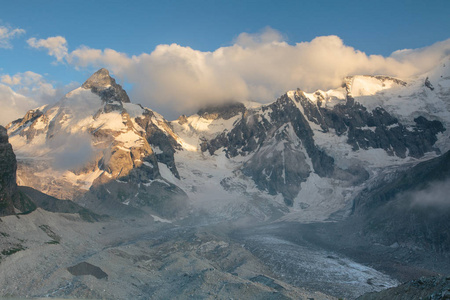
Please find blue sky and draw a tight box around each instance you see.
[0,0,449,122]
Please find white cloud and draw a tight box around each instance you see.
[27,36,68,62]
[0,26,25,49]
[29,29,450,119]
[49,132,95,170]
[0,71,77,125]
[411,178,450,208]
[0,84,38,126]
[234,26,285,47]
[1,74,22,85]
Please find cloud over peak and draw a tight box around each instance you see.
[0,71,77,125]
[26,28,450,119]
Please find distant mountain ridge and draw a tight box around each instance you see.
[6,58,450,221]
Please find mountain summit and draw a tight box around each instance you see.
[81,68,131,104]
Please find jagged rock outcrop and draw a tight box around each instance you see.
[425,76,435,91]
[6,108,45,142]
[294,88,445,158]
[134,108,182,179]
[82,68,130,104]
[0,126,35,216]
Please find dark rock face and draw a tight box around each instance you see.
[0,126,17,215]
[0,126,35,216]
[82,68,131,104]
[202,94,334,175]
[135,109,182,179]
[295,89,445,158]
[242,124,312,206]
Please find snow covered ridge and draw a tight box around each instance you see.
[6,60,450,222]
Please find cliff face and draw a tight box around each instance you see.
[0,126,35,216]
[0,126,17,215]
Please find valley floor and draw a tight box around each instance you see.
[0,209,447,299]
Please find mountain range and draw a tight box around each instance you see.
[5,58,450,222]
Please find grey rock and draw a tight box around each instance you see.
[67,262,108,279]
[135,108,182,179]
[82,68,131,104]
[425,77,435,90]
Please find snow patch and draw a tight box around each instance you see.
[151,215,172,223]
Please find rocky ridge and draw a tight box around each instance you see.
[7,60,450,221]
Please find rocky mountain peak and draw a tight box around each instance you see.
[81,68,131,104]
[82,68,113,89]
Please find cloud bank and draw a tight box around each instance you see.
[49,132,95,171]
[0,84,37,126]
[411,178,450,209]
[0,71,77,125]
[23,28,450,119]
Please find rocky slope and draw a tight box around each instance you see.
[351,149,450,254]
[0,209,336,300]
